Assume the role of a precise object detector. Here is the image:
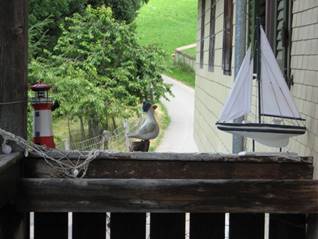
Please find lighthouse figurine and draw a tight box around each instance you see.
[31,82,57,148]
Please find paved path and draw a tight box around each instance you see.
[156,75,198,152]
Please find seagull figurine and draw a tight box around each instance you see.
[127,101,159,140]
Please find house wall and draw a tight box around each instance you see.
[194,0,236,153]
[194,0,318,178]
[283,0,318,178]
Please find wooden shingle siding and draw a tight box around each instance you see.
[194,0,234,152]
[289,0,318,178]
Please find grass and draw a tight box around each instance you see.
[182,46,196,58]
[53,117,78,148]
[135,0,197,87]
[167,62,195,88]
[149,102,170,152]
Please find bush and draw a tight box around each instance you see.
[29,6,171,135]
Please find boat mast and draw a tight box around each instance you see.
[255,17,262,124]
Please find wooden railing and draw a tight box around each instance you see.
[0,152,318,239]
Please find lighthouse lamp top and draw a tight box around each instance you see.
[31,82,51,92]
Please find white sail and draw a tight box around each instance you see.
[260,27,302,119]
[219,47,253,122]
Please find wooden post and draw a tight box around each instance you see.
[190,213,225,239]
[150,213,185,239]
[34,213,68,239]
[73,213,106,239]
[0,205,29,239]
[109,139,149,239]
[0,0,28,238]
[230,214,264,239]
[307,215,318,239]
[110,213,146,239]
[269,214,306,239]
[0,0,28,141]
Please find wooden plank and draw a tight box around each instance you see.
[110,213,145,239]
[34,213,68,239]
[269,214,307,239]
[0,205,28,239]
[0,153,22,208]
[28,151,313,163]
[230,214,264,239]
[0,0,28,140]
[73,213,106,239]
[19,179,318,213]
[25,153,313,179]
[150,213,185,239]
[190,213,225,239]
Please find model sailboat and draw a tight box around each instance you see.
[216,23,306,148]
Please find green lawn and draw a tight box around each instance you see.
[135,0,197,87]
[182,46,196,58]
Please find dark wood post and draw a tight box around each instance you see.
[190,213,225,239]
[150,213,185,239]
[230,213,264,239]
[269,214,307,239]
[110,139,148,239]
[0,205,29,239]
[307,215,318,239]
[0,0,28,238]
[0,0,28,140]
[73,213,106,239]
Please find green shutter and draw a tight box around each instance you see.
[248,0,293,85]
[275,0,292,79]
[247,0,266,46]
[247,0,255,45]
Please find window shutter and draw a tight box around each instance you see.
[208,0,216,72]
[222,0,233,75]
[247,0,255,46]
[248,0,265,46]
[248,0,293,85]
[275,0,292,81]
[199,0,206,69]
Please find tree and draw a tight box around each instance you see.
[28,0,148,57]
[100,0,149,23]
[29,6,170,136]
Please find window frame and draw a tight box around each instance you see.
[222,0,234,75]
[208,0,216,72]
[199,0,206,69]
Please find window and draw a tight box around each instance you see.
[249,0,293,85]
[273,0,293,86]
[199,0,206,69]
[208,0,216,72]
[222,0,233,75]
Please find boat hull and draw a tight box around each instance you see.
[216,122,306,148]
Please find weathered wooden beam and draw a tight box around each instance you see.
[28,151,313,163]
[0,153,22,208]
[18,178,318,213]
[0,0,28,140]
[25,152,313,179]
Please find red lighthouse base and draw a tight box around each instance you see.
[33,136,55,148]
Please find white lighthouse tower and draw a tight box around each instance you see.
[31,82,56,148]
